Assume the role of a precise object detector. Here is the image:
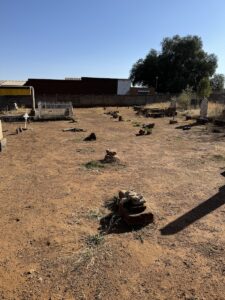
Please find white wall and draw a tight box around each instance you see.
[117,79,131,95]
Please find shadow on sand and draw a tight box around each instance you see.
[7,133,17,136]
[175,121,206,130]
[160,181,225,235]
[99,212,153,234]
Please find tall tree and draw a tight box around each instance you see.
[210,74,225,91]
[130,35,217,93]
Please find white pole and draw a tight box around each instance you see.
[23,112,29,129]
[31,86,35,110]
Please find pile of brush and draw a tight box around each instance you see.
[136,123,155,136]
[102,149,120,164]
[104,111,119,118]
[100,190,154,233]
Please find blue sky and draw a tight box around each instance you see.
[0,0,225,80]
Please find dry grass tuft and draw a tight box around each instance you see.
[207,102,225,119]
[175,102,225,120]
[84,234,105,247]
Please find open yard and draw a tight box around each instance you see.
[1,107,225,299]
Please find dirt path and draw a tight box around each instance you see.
[0,107,225,299]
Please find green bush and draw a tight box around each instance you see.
[177,85,194,110]
[84,161,105,169]
[197,77,211,98]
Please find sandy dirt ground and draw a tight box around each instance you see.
[1,107,225,300]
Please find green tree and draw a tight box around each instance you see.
[177,85,194,110]
[210,74,225,91]
[130,35,217,93]
[197,77,211,98]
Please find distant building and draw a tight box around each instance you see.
[0,77,152,108]
[24,77,131,96]
[0,80,26,86]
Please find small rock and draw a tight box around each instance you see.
[103,149,120,163]
[112,112,119,118]
[182,125,191,130]
[118,190,127,199]
[137,129,145,136]
[169,120,178,124]
[25,269,35,275]
[106,149,117,156]
[84,133,96,141]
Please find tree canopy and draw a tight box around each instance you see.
[210,74,225,91]
[130,35,217,93]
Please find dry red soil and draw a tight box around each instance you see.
[1,107,225,300]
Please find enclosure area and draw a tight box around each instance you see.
[0,107,225,299]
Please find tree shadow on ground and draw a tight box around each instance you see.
[160,179,225,235]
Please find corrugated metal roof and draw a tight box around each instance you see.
[0,80,26,86]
